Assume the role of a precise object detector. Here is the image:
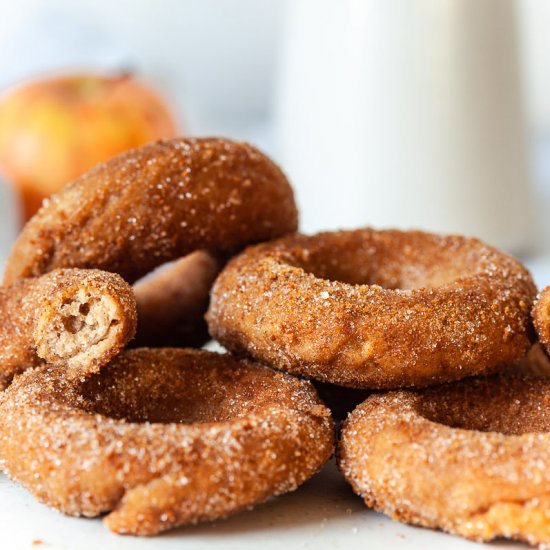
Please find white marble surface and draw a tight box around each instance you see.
[0,460,518,550]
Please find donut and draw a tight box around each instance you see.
[0,268,136,389]
[133,251,223,348]
[338,374,550,547]
[4,137,298,285]
[0,348,334,535]
[207,229,536,388]
[533,286,550,356]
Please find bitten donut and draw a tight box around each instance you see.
[533,286,550,356]
[4,137,298,285]
[0,268,136,389]
[338,374,550,547]
[0,348,334,535]
[133,251,223,348]
[207,229,536,389]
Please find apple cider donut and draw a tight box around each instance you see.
[0,268,136,389]
[338,374,550,547]
[4,137,298,285]
[133,251,223,348]
[207,229,536,389]
[0,348,334,535]
[533,286,550,356]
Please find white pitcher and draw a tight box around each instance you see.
[275,0,534,253]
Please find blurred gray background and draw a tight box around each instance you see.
[0,0,549,283]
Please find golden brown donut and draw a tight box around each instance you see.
[338,374,550,547]
[207,229,536,389]
[133,251,223,347]
[4,137,298,285]
[533,286,550,356]
[0,268,136,389]
[0,348,334,535]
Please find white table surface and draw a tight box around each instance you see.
[0,460,512,550]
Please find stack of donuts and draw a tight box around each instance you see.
[0,137,549,546]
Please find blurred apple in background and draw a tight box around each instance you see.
[0,73,178,221]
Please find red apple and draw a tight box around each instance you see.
[0,73,178,221]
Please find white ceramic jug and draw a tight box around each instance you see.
[275,0,534,253]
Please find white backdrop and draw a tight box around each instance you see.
[0,0,549,262]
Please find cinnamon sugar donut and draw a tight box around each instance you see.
[133,251,223,348]
[207,229,536,389]
[338,374,550,547]
[533,286,550,356]
[4,137,297,285]
[0,268,136,389]
[0,348,334,535]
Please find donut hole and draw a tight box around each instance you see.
[80,353,292,424]
[418,376,550,435]
[291,230,484,290]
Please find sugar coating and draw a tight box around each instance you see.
[0,268,137,389]
[338,374,550,547]
[3,137,298,285]
[207,228,536,389]
[0,348,334,535]
[533,287,550,357]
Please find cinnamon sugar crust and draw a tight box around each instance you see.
[338,374,550,547]
[4,137,298,285]
[207,228,536,388]
[0,348,334,535]
[533,286,550,357]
